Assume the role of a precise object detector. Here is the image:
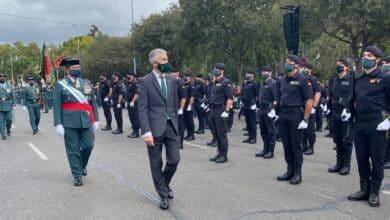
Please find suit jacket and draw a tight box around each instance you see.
[53,77,99,128]
[0,83,15,111]
[138,72,179,137]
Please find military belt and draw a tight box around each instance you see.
[0,98,10,101]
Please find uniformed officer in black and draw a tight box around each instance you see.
[99,73,112,131]
[382,56,390,169]
[125,72,140,138]
[327,58,354,175]
[170,68,187,149]
[209,63,234,163]
[348,46,390,207]
[194,74,206,134]
[111,73,124,134]
[182,70,196,141]
[205,76,218,147]
[255,66,277,158]
[301,63,322,155]
[316,82,326,132]
[241,68,258,144]
[277,55,313,185]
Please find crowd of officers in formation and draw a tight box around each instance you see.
[0,45,389,208]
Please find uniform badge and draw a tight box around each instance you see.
[341,81,349,86]
[83,85,92,94]
[216,83,222,86]
[307,82,312,87]
[369,78,381,84]
[35,88,40,94]
[290,81,299,85]
[6,88,11,93]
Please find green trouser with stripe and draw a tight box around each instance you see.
[64,127,94,177]
[27,106,40,131]
[0,111,12,137]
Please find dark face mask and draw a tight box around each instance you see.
[70,69,81,78]
[211,69,221,77]
[157,63,171,73]
[336,65,344,73]
[362,58,376,69]
[0,78,4,83]
[284,63,295,73]
[29,82,35,86]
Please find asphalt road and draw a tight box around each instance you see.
[0,106,389,220]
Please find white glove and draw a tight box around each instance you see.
[267,109,277,118]
[206,108,210,112]
[130,101,135,107]
[298,120,308,129]
[250,104,257,110]
[187,105,192,111]
[320,104,325,110]
[55,124,65,136]
[323,105,328,113]
[341,109,351,121]
[12,106,15,110]
[325,109,331,115]
[178,108,183,115]
[201,103,207,109]
[311,108,316,114]
[221,111,229,118]
[93,122,99,132]
[104,97,109,102]
[22,106,27,111]
[117,103,121,108]
[377,118,390,131]
[124,102,128,108]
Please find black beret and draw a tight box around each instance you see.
[383,56,390,62]
[126,71,135,76]
[215,63,226,70]
[184,70,193,77]
[204,76,210,81]
[338,58,350,67]
[245,68,256,74]
[112,72,121,77]
[287,54,301,64]
[60,58,80,67]
[26,75,35,81]
[261,66,273,72]
[0,73,6,77]
[196,73,203,78]
[170,68,179,72]
[100,73,109,77]
[303,63,314,69]
[364,46,383,58]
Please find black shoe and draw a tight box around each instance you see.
[263,152,274,159]
[289,173,302,185]
[209,154,220,161]
[348,180,370,201]
[82,168,87,176]
[255,150,266,157]
[243,133,249,136]
[44,110,49,113]
[159,197,169,210]
[7,130,11,136]
[227,128,231,133]
[328,158,342,173]
[316,128,322,132]
[277,165,293,181]
[325,133,332,138]
[276,137,282,142]
[184,135,195,141]
[127,133,139,138]
[101,126,112,131]
[73,177,83,187]
[206,140,215,146]
[180,141,184,149]
[215,156,228,163]
[112,130,123,134]
[242,128,248,131]
[339,158,351,175]
[248,139,256,144]
[368,183,381,207]
[242,138,250,143]
[32,129,37,135]
[168,189,174,199]
[1,136,6,140]
[303,148,313,155]
[195,130,205,134]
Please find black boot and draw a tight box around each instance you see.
[248,138,256,144]
[255,143,268,157]
[348,179,370,201]
[328,157,342,173]
[277,164,293,181]
[73,176,83,186]
[339,158,351,175]
[290,166,302,185]
[101,126,112,131]
[184,135,195,141]
[368,182,381,207]
[304,143,314,155]
[263,144,275,159]
[209,153,221,161]
[179,140,184,149]
[242,138,250,143]
[384,160,390,169]
[127,129,140,138]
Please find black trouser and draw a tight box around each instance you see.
[315,107,323,131]
[184,108,194,136]
[113,103,123,131]
[354,117,386,185]
[302,113,316,148]
[279,107,303,172]
[147,120,180,198]
[127,103,140,130]
[210,108,229,157]
[385,134,390,162]
[244,106,257,139]
[228,108,234,129]
[331,110,353,162]
[102,100,112,127]
[258,108,276,146]
[195,104,205,131]
[179,115,185,144]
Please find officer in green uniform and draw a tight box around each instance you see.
[0,73,15,140]
[22,76,41,134]
[53,58,99,186]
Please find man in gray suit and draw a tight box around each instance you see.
[138,48,180,210]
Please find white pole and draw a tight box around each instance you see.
[10,46,14,85]
[131,0,136,73]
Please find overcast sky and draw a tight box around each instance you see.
[0,0,178,44]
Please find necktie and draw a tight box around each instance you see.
[160,75,167,99]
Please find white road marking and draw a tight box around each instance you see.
[184,142,209,150]
[382,191,390,196]
[314,192,335,200]
[27,142,48,160]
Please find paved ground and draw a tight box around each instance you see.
[0,106,389,220]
